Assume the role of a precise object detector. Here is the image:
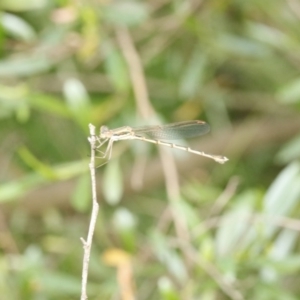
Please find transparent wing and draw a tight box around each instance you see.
[132,120,210,140]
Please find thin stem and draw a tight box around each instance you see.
[80,124,99,300]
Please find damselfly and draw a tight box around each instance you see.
[96,120,228,164]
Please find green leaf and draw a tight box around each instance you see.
[103,1,149,26]
[1,13,36,42]
[215,191,257,257]
[102,159,123,205]
[29,94,70,117]
[70,173,91,212]
[263,162,300,237]
[0,55,52,77]
[158,277,180,300]
[247,22,291,48]
[276,134,300,163]
[103,43,130,93]
[264,162,300,216]
[277,77,300,104]
[150,231,188,281]
[179,49,207,98]
[0,160,89,203]
[269,229,298,260]
[112,208,137,251]
[63,78,91,129]
[217,34,270,57]
[18,146,58,180]
[0,174,43,203]
[0,0,47,11]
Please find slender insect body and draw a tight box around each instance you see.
[97,121,228,164]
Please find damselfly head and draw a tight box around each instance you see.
[100,126,109,138]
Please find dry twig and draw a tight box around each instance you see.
[80,124,99,300]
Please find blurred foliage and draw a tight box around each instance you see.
[1,0,300,299]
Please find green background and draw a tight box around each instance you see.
[1,0,300,299]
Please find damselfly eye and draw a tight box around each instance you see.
[100,126,109,137]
